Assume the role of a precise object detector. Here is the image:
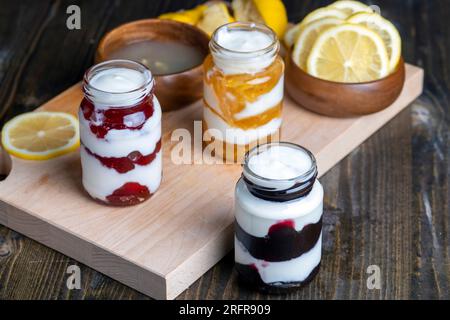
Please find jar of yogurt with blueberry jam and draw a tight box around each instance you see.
[234,142,323,292]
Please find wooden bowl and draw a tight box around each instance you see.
[285,53,406,117]
[96,19,210,112]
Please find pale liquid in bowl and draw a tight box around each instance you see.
[108,40,205,75]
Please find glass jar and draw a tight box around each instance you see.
[79,59,162,206]
[234,142,323,292]
[203,22,284,163]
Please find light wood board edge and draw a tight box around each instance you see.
[0,199,168,299]
[166,223,234,300]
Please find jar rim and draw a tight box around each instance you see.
[83,59,154,95]
[210,22,279,57]
[243,142,318,184]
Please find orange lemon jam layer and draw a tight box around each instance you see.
[204,100,282,130]
[203,54,284,130]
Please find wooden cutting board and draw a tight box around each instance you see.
[0,64,423,299]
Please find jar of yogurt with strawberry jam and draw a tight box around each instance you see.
[79,60,162,206]
[235,142,323,292]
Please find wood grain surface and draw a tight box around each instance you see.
[0,0,448,300]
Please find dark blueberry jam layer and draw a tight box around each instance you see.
[83,139,161,174]
[106,182,151,206]
[81,93,154,139]
[236,263,320,294]
[235,218,322,262]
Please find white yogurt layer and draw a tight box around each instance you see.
[235,179,323,237]
[212,27,277,74]
[79,97,162,157]
[248,143,312,180]
[91,68,144,92]
[80,146,162,201]
[203,106,281,145]
[235,234,322,284]
[87,67,153,107]
[216,29,273,52]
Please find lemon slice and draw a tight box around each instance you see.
[307,23,390,83]
[300,6,349,26]
[197,2,234,35]
[1,112,80,160]
[347,12,401,71]
[231,0,288,37]
[328,0,373,16]
[284,7,348,48]
[292,17,344,70]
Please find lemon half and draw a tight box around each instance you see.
[197,2,234,35]
[1,111,80,160]
[159,5,207,25]
[232,0,288,37]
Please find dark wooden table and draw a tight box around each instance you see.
[0,0,448,300]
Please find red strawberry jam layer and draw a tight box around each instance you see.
[106,182,151,206]
[82,140,161,174]
[80,93,154,139]
[268,219,295,234]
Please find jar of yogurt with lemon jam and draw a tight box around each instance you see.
[79,60,162,206]
[203,22,284,163]
[235,142,323,292]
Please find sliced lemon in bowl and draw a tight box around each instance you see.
[307,23,390,83]
[197,1,234,35]
[347,12,401,71]
[284,7,348,48]
[328,0,373,16]
[232,0,288,37]
[292,17,344,70]
[1,111,80,160]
